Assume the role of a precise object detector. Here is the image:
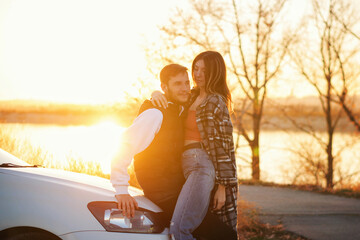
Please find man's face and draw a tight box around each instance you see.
[162,72,190,104]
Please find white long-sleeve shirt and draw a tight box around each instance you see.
[110,108,164,195]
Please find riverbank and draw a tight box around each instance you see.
[238,184,360,240]
[239,180,360,199]
[237,180,360,239]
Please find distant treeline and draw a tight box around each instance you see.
[0,100,141,126]
[0,97,358,131]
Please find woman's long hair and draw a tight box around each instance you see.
[192,51,232,111]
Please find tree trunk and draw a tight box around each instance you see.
[325,78,334,189]
[251,137,260,180]
[326,134,334,188]
[252,91,261,180]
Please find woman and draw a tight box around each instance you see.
[152,51,238,239]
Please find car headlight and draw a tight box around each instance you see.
[88,201,165,233]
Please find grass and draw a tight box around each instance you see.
[0,127,110,179]
[237,199,308,240]
[239,179,360,199]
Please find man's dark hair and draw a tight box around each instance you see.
[160,64,188,85]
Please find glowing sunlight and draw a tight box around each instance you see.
[0,0,179,104]
[4,122,125,174]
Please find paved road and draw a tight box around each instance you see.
[238,185,360,240]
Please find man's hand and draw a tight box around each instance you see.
[115,194,139,218]
[213,184,226,211]
[151,90,168,108]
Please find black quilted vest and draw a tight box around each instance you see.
[134,100,185,203]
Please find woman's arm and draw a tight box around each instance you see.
[209,96,237,185]
[150,90,168,108]
[203,95,237,209]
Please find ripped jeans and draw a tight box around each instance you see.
[170,148,215,240]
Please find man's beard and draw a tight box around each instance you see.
[166,90,188,105]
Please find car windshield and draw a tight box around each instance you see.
[0,149,33,167]
[0,162,40,168]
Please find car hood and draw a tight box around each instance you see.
[0,149,165,235]
[0,166,161,212]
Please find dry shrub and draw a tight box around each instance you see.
[237,196,308,240]
[0,127,50,166]
[237,198,259,230]
[0,127,109,179]
[64,153,110,179]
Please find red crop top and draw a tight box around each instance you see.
[184,110,202,141]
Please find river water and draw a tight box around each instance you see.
[1,122,359,186]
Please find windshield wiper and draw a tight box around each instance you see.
[0,163,42,168]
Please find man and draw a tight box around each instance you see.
[111,63,237,240]
[111,63,189,219]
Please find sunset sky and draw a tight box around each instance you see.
[0,0,187,104]
[1,0,359,183]
[1,0,353,104]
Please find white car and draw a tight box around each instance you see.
[0,149,170,240]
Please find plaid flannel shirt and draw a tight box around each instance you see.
[188,89,238,230]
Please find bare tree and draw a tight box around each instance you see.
[144,0,297,180]
[328,1,360,132]
[329,3,360,41]
[290,0,360,188]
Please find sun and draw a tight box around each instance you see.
[95,119,121,130]
[88,119,125,174]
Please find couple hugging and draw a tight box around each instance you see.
[111,51,238,240]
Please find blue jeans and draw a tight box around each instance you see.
[170,148,215,240]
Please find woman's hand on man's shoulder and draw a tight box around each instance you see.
[151,90,168,109]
